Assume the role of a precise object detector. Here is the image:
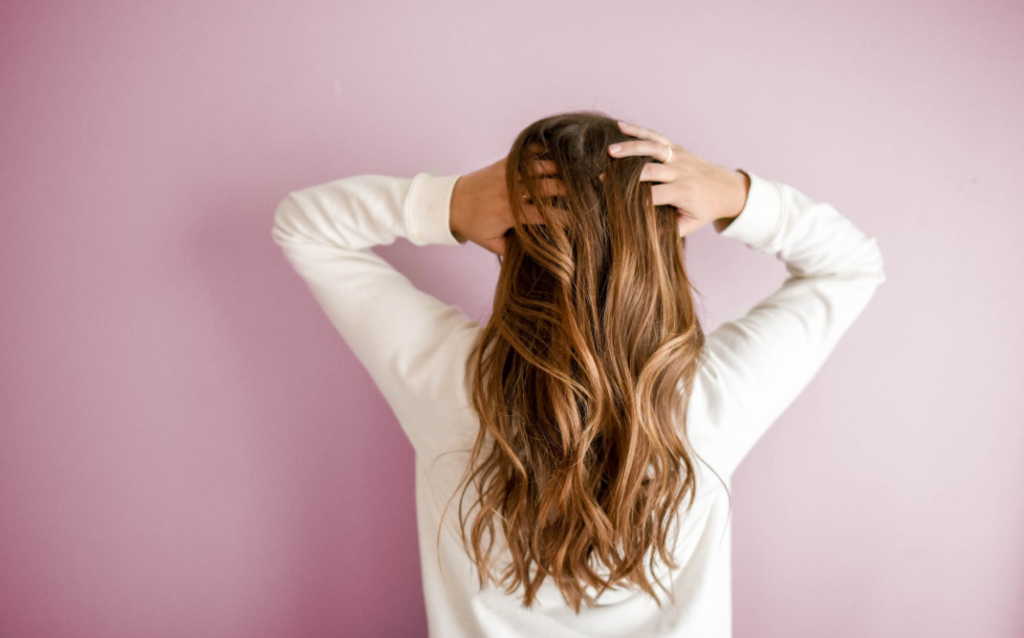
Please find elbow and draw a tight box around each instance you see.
[869,237,886,285]
[270,193,302,248]
[847,236,886,287]
[835,236,887,289]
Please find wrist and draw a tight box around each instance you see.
[449,176,470,244]
[713,168,751,233]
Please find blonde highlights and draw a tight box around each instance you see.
[449,111,719,612]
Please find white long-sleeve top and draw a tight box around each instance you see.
[271,167,886,637]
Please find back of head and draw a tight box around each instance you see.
[453,110,712,612]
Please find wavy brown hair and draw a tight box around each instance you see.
[448,110,727,613]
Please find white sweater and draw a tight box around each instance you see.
[271,168,886,637]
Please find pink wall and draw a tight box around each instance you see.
[2,0,1021,636]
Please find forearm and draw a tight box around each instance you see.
[694,169,886,476]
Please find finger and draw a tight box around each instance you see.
[533,177,568,198]
[523,159,558,176]
[650,183,675,208]
[521,162,562,188]
[518,185,568,208]
[517,161,568,198]
[676,214,704,239]
[617,121,672,146]
[638,162,675,184]
[608,139,674,163]
[518,181,568,203]
[519,169,567,195]
[519,201,548,226]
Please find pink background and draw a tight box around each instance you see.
[2,0,1022,636]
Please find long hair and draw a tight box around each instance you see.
[449,110,723,613]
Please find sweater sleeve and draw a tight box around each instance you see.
[688,169,886,480]
[271,172,482,452]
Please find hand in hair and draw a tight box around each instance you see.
[606,120,751,237]
[450,155,564,257]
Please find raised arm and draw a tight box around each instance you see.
[689,169,887,479]
[271,172,482,453]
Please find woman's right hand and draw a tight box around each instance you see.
[605,121,751,237]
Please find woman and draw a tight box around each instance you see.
[271,111,886,637]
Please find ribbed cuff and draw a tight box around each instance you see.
[406,172,464,247]
[718,169,784,249]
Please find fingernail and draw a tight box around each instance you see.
[609,144,622,154]
[617,121,629,128]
